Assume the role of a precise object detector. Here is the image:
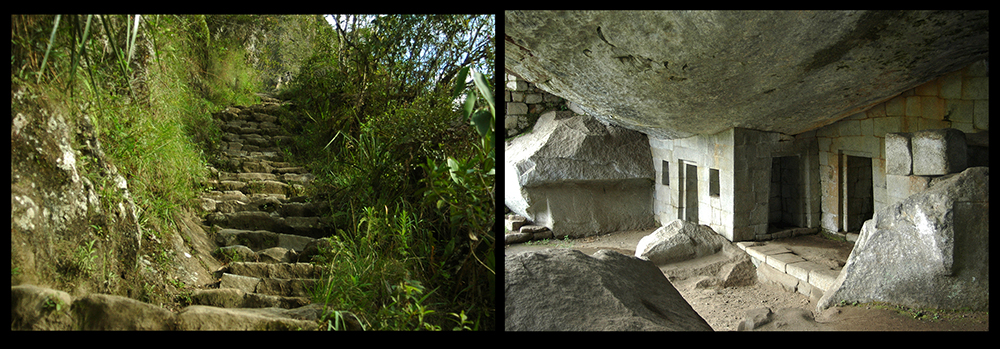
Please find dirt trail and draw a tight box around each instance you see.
[504,229,989,331]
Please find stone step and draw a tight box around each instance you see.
[220,149,284,162]
[214,179,290,196]
[207,212,331,238]
[219,273,318,298]
[205,195,328,217]
[214,228,317,251]
[191,288,311,309]
[215,171,315,185]
[203,190,326,215]
[221,123,283,137]
[220,262,323,279]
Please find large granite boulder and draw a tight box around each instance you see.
[505,11,989,139]
[505,110,656,238]
[505,248,713,331]
[818,167,989,312]
[635,219,730,265]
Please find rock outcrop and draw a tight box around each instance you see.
[505,10,989,139]
[505,248,713,331]
[818,167,989,312]
[635,219,730,265]
[505,110,656,238]
[11,84,143,293]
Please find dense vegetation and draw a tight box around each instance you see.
[10,14,494,330]
[274,14,495,330]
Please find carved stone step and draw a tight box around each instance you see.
[207,212,330,238]
[218,273,317,298]
[191,288,311,309]
[214,228,317,251]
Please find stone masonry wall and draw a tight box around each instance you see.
[504,72,572,138]
[815,59,989,235]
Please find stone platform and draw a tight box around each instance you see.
[737,233,854,301]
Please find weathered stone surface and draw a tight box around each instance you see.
[505,214,527,232]
[72,293,178,330]
[736,307,773,331]
[214,245,260,263]
[818,167,989,312]
[505,11,989,139]
[10,285,75,330]
[635,219,730,265]
[226,262,322,279]
[505,232,532,244]
[11,103,142,288]
[884,132,912,175]
[191,288,311,309]
[505,248,713,331]
[505,111,656,237]
[737,307,825,331]
[911,128,967,175]
[257,247,299,263]
[175,305,318,330]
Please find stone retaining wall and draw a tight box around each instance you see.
[504,72,570,138]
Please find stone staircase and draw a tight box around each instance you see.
[189,93,358,329]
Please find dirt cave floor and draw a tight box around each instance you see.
[504,229,989,331]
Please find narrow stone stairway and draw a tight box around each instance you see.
[189,93,358,329]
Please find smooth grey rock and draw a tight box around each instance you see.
[505,248,713,331]
[505,111,656,237]
[818,167,989,312]
[737,307,773,331]
[505,11,989,139]
[635,219,730,265]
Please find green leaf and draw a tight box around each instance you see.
[447,157,464,186]
[462,90,476,118]
[470,109,491,137]
[471,70,494,116]
[452,66,470,100]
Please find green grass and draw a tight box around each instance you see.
[11,14,266,304]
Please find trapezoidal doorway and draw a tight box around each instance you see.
[678,161,699,223]
[842,154,874,233]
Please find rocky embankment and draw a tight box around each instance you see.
[12,94,360,330]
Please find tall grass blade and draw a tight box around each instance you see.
[127,15,141,65]
[37,15,61,84]
[68,15,94,93]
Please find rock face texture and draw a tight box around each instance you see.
[818,167,989,312]
[505,10,989,139]
[11,84,143,292]
[505,110,656,237]
[505,248,713,331]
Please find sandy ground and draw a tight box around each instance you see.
[504,229,989,331]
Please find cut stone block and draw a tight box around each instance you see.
[911,128,967,175]
[884,132,912,175]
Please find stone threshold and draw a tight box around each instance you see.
[736,241,843,301]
